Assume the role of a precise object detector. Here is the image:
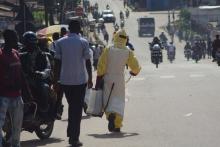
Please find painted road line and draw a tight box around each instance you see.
[189,74,205,78]
[160,75,176,79]
[184,113,193,117]
[131,77,145,81]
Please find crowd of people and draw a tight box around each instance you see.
[0,19,141,147]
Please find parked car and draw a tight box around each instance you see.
[101,10,116,23]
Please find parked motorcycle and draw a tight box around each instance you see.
[3,82,57,146]
[150,43,162,68]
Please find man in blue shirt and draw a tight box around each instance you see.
[54,20,92,147]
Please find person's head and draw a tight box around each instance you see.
[52,32,60,41]
[153,37,159,42]
[3,29,18,51]
[22,31,38,51]
[170,42,173,44]
[68,20,81,34]
[216,35,219,39]
[113,29,128,48]
[60,27,67,37]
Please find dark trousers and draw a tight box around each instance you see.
[62,84,87,141]
[212,48,216,59]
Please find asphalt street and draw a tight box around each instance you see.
[20,0,220,147]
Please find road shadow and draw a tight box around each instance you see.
[88,132,139,139]
[61,115,91,122]
[21,138,64,147]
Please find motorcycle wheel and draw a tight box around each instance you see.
[35,121,54,140]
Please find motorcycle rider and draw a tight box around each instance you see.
[120,11,124,20]
[184,41,192,57]
[212,35,220,62]
[106,4,110,9]
[150,37,163,62]
[167,42,176,59]
[19,31,51,118]
[159,32,168,43]
[151,37,163,49]
[114,23,119,31]
[125,8,129,18]
[192,41,202,60]
[120,19,125,28]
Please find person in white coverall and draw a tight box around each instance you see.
[95,29,141,132]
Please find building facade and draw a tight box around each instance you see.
[129,0,182,11]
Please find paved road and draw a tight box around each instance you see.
[21,0,220,147]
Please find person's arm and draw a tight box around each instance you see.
[53,41,62,92]
[126,51,141,76]
[95,48,108,89]
[82,39,93,88]
[86,59,93,88]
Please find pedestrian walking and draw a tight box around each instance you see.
[93,44,101,70]
[54,20,93,147]
[212,35,220,62]
[49,32,64,120]
[60,27,68,38]
[49,32,60,51]
[0,29,24,147]
[104,32,109,44]
[95,29,141,132]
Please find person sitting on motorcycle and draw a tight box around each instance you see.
[120,20,125,28]
[150,37,163,62]
[159,32,168,43]
[192,41,202,60]
[184,41,192,51]
[114,23,119,31]
[184,41,192,55]
[167,42,176,59]
[151,37,163,49]
[120,11,124,20]
[19,31,52,117]
[125,9,129,18]
[106,4,110,9]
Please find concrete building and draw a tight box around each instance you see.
[128,0,181,11]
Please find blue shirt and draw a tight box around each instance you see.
[55,33,91,85]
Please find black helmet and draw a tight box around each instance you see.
[22,31,37,45]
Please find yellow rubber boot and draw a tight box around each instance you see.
[106,112,123,132]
